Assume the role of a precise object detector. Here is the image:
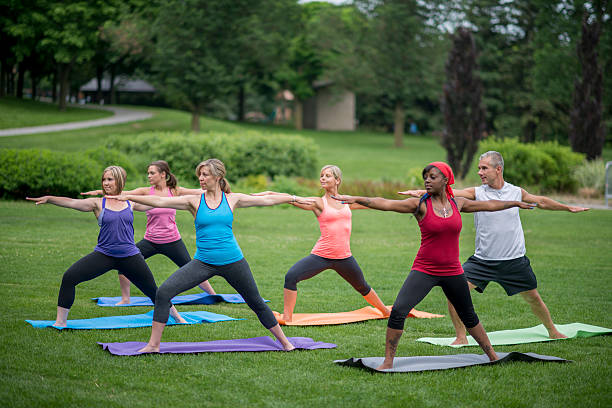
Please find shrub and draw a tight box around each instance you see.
[105,131,319,185]
[0,148,101,199]
[478,138,585,192]
[84,147,138,177]
[573,159,605,195]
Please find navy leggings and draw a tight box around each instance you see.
[388,270,479,330]
[58,251,158,309]
[284,254,372,296]
[117,238,191,276]
[153,258,277,328]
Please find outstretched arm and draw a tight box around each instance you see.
[332,194,420,213]
[459,197,536,213]
[26,196,98,212]
[110,194,196,212]
[250,191,319,211]
[81,187,149,196]
[176,186,205,196]
[230,192,315,209]
[521,189,589,212]
[398,187,476,200]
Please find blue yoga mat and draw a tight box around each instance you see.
[25,310,240,330]
[92,292,268,307]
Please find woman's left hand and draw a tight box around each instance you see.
[331,194,357,204]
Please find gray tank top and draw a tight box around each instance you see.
[473,182,525,260]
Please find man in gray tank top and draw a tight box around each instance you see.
[447,151,589,344]
[401,151,589,344]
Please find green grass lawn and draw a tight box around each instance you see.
[0,201,610,407]
[0,97,113,129]
[0,101,611,406]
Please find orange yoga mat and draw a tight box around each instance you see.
[273,306,443,326]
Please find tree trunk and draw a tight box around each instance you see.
[31,74,38,100]
[109,65,117,105]
[191,111,200,132]
[393,101,404,148]
[0,60,6,97]
[96,65,104,103]
[16,62,25,98]
[237,84,245,122]
[294,99,303,131]
[58,63,71,111]
[52,68,57,102]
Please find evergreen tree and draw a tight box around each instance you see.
[441,28,486,179]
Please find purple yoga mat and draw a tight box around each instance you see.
[99,336,337,356]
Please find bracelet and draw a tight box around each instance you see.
[292,195,296,203]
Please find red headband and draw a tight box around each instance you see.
[428,161,455,198]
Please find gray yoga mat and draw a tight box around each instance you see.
[334,352,570,373]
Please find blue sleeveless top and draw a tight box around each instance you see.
[94,198,140,257]
[194,192,243,265]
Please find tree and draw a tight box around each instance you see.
[149,0,255,131]
[441,28,486,179]
[569,6,607,160]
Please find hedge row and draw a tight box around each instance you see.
[105,131,319,184]
[0,148,136,199]
[477,138,585,192]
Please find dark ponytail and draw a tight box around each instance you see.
[149,160,178,190]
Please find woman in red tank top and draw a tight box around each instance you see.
[334,162,535,370]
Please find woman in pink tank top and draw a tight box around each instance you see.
[335,162,536,370]
[83,160,215,303]
[257,165,389,323]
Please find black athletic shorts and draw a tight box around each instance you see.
[462,255,537,296]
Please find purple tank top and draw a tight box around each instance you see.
[94,198,140,257]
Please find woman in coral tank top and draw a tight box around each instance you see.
[83,160,215,304]
[334,162,536,370]
[257,165,390,322]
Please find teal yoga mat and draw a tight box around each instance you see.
[26,310,240,330]
[417,323,612,347]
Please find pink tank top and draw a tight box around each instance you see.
[411,198,463,276]
[143,187,181,244]
[311,196,352,259]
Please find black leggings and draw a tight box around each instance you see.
[153,258,277,329]
[284,254,372,296]
[117,239,191,276]
[388,270,479,330]
[58,251,158,309]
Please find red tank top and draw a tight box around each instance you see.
[411,198,463,276]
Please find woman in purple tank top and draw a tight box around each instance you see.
[83,160,215,304]
[27,166,185,327]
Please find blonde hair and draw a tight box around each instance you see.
[195,158,231,193]
[102,165,127,195]
[320,164,342,186]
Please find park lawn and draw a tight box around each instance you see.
[0,200,610,408]
[0,97,113,129]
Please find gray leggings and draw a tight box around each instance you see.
[153,257,277,329]
[284,254,372,296]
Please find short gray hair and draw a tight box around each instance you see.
[479,151,504,171]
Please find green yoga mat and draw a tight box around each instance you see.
[417,323,611,347]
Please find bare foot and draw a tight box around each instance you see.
[283,343,296,351]
[548,331,568,339]
[381,307,391,318]
[137,344,160,353]
[52,321,67,328]
[174,315,187,324]
[450,336,468,345]
[115,299,130,305]
[376,362,393,370]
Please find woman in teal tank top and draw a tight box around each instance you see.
[114,158,314,353]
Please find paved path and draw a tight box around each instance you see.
[0,105,153,137]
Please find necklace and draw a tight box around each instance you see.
[442,206,449,218]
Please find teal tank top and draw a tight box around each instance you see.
[194,192,244,265]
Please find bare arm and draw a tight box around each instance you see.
[176,186,205,196]
[229,192,314,209]
[110,194,197,213]
[521,189,589,212]
[458,197,536,213]
[81,187,149,196]
[248,191,320,211]
[26,196,99,213]
[397,187,476,200]
[332,194,420,214]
